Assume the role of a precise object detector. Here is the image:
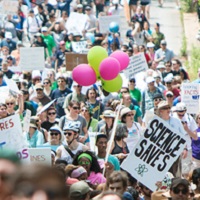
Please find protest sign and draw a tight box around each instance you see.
[65,12,87,35]
[181,83,200,114]
[20,47,45,71]
[71,41,87,53]
[23,109,31,132]
[121,116,186,191]
[28,148,52,166]
[37,99,56,115]
[0,114,28,160]
[124,53,148,80]
[99,15,120,33]
[0,86,10,103]
[88,132,98,153]
[1,0,19,14]
[65,53,87,71]
[4,76,20,95]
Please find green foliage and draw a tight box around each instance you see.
[181,0,196,12]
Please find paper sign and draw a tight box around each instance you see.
[65,53,87,71]
[71,41,87,53]
[1,0,19,14]
[121,116,186,191]
[99,15,120,33]
[23,109,31,132]
[37,99,56,115]
[124,53,148,79]
[181,83,200,114]
[0,86,9,103]
[88,132,98,153]
[66,12,87,35]
[28,148,51,165]
[20,47,45,71]
[4,76,20,95]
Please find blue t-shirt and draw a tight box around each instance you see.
[192,127,200,160]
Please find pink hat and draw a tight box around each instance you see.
[66,177,79,185]
[71,166,87,178]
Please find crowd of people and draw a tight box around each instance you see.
[0,0,200,200]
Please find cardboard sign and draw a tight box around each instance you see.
[71,41,87,53]
[23,109,31,132]
[99,15,120,33]
[121,116,186,191]
[20,47,45,71]
[65,12,87,35]
[0,114,28,151]
[28,148,52,166]
[65,53,87,71]
[124,53,148,79]
[181,83,200,114]
[1,0,19,14]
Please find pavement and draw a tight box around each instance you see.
[120,0,183,56]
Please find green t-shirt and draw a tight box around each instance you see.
[88,117,98,132]
[42,34,56,56]
[129,104,142,122]
[51,81,58,90]
[152,31,165,49]
[130,88,142,103]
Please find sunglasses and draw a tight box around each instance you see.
[161,107,170,110]
[22,91,28,95]
[73,106,80,110]
[154,98,162,102]
[166,82,172,84]
[129,80,135,83]
[6,102,14,105]
[121,91,128,93]
[173,188,188,195]
[78,161,90,165]
[126,114,134,117]
[177,110,185,113]
[50,132,59,136]
[36,88,43,91]
[64,132,72,136]
[43,82,49,84]
[181,121,187,124]
[48,112,56,116]
[74,85,82,88]
[166,95,173,98]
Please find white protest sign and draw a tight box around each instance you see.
[0,86,9,103]
[37,99,56,115]
[1,0,19,14]
[99,15,120,33]
[71,41,87,53]
[23,109,31,132]
[121,116,186,191]
[28,148,51,165]
[0,114,28,160]
[66,12,87,35]
[124,53,148,80]
[88,132,98,153]
[4,76,20,95]
[181,83,200,114]
[20,47,45,71]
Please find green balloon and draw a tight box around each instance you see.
[88,46,108,71]
[102,74,123,92]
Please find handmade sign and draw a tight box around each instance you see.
[121,116,186,191]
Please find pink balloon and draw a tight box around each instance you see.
[72,64,97,86]
[99,57,120,80]
[110,50,130,71]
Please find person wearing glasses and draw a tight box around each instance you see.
[41,107,58,131]
[56,122,88,164]
[0,103,9,119]
[51,75,72,118]
[72,150,106,186]
[43,125,64,151]
[120,107,142,152]
[47,69,57,90]
[43,78,52,98]
[30,83,51,106]
[59,100,89,145]
[165,91,174,108]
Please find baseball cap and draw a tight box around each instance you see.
[157,101,171,110]
[146,76,155,84]
[176,102,187,111]
[161,40,167,45]
[41,27,48,32]
[77,4,83,8]
[85,6,91,10]
[153,93,163,100]
[147,42,155,48]
[63,122,80,132]
[166,91,173,96]
[59,41,65,46]
[71,166,87,178]
[50,125,62,135]
[170,178,189,189]
[5,32,12,39]
[69,181,91,198]
[35,83,43,90]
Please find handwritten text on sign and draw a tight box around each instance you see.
[121,116,186,191]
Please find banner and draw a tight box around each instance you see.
[71,41,87,53]
[0,114,28,159]
[121,116,186,191]
[65,12,87,35]
[181,83,200,114]
[20,47,45,71]
[124,53,148,80]
[28,148,52,166]
[99,15,120,33]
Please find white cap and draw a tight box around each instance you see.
[77,4,83,8]
[147,42,155,48]
[146,76,155,84]
[5,32,12,39]
[41,27,48,32]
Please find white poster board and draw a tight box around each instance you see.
[181,83,200,114]
[23,109,31,132]
[121,116,186,191]
[66,12,87,35]
[99,15,120,33]
[1,0,19,14]
[0,114,28,159]
[28,148,51,166]
[0,86,10,103]
[4,76,20,95]
[71,41,87,53]
[20,47,45,71]
[124,53,148,80]
[88,132,98,153]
